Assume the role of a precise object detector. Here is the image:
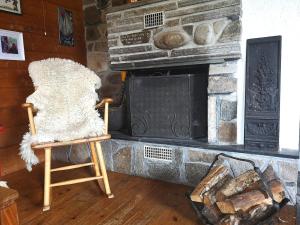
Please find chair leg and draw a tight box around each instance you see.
[43,147,51,211]
[89,142,105,192]
[95,141,114,198]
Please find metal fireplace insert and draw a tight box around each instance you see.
[125,65,209,139]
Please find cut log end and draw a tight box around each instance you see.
[190,165,229,202]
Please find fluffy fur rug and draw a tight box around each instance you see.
[0,181,8,188]
[20,58,104,171]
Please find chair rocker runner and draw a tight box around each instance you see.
[22,98,114,211]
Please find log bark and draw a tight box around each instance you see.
[202,204,222,224]
[262,166,285,203]
[217,215,241,225]
[248,203,270,220]
[262,165,277,183]
[190,165,229,202]
[203,175,232,206]
[216,190,272,214]
[216,170,260,201]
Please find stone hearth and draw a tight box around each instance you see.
[100,139,298,204]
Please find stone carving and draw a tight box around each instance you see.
[194,19,231,45]
[219,19,241,42]
[213,19,230,35]
[120,31,151,45]
[194,23,214,45]
[153,29,190,50]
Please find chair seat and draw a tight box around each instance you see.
[32,134,111,149]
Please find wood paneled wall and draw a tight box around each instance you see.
[0,0,86,175]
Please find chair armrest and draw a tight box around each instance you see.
[95,98,113,109]
[22,103,38,112]
[22,103,33,108]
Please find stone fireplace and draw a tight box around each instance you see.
[81,0,298,205]
[106,0,241,144]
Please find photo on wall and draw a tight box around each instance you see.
[58,7,74,47]
[0,0,22,14]
[0,29,25,61]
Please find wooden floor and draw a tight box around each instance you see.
[2,162,297,225]
[3,162,198,225]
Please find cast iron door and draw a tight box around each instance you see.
[244,36,281,151]
[127,73,208,139]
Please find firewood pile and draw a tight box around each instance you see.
[189,154,289,225]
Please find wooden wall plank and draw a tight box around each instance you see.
[0,69,32,88]
[0,107,28,128]
[0,125,28,148]
[0,0,86,175]
[0,88,33,108]
[0,145,44,175]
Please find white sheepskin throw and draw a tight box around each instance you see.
[20,58,104,171]
[0,181,8,188]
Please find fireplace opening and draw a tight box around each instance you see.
[121,64,209,140]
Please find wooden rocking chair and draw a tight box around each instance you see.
[22,98,114,211]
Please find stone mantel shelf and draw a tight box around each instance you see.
[109,58,225,71]
[108,0,167,13]
[110,131,299,159]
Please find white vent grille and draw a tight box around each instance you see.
[144,145,173,161]
[144,12,164,29]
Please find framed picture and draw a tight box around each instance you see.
[58,7,74,47]
[0,0,22,14]
[0,29,25,61]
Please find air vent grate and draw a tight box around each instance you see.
[144,145,173,161]
[144,11,164,29]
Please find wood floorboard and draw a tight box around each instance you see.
[2,162,297,225]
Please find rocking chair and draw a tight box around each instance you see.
[21,59,114,211]
[22,99,114,211]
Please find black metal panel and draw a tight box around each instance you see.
[126,66,208,139]
[245,36,281,151]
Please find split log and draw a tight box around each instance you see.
[216,170,260,201]
[243,180,262,192]
[246,172,285,203]
[217,215,241,225]
[248,203,270,220]
[216,190,272,214]
[203,175,232,206]
[190,165,230,202]
[269,179,285,203]
[202,204,222,224]
[262,165,285,203]
[262,165,278,183]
